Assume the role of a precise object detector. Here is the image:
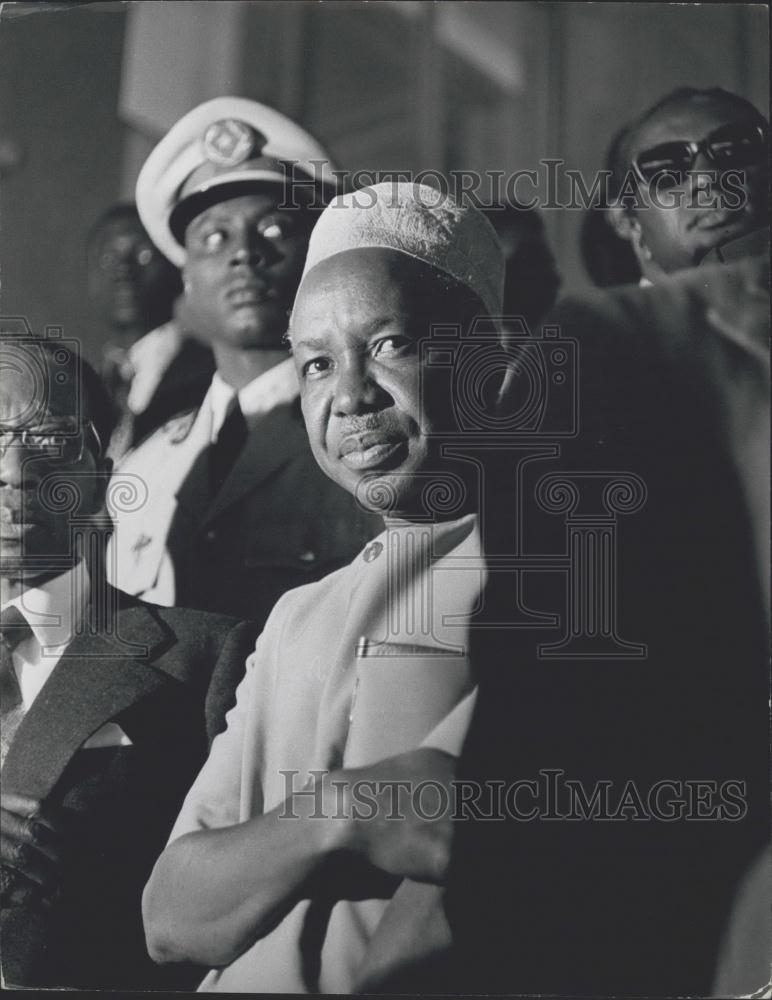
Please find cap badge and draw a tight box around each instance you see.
[202,119,264,167]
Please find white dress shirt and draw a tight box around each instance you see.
[1,563,131,747]
[208,357,299,442]
[2,562,90,709]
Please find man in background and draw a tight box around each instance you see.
[87,204,214,454]
[448,229,769,994]
[484,202,560,330]
[0,334,256,989]
[606,87,768,282]
[107,98,380,625]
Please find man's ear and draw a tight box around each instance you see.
[607,206,655,266]
[607,204,636,242]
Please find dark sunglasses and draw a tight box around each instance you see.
[632,122,767,190]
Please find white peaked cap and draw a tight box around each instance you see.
[136,96,337,266]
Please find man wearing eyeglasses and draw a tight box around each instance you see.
[607,87,768,282]
[0,333,258,989]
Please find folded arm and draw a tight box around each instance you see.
[142,747,456,968]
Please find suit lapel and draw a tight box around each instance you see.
[173,440,212,523]
[1,588,177,800]
[200,403,310,527]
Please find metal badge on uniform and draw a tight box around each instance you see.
[131,533,153,562]
[202,119,264,167]
[363,540,384,563]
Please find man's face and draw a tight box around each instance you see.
[0,346,108,582]
[89,214,178,331]
[182,190,313,352]
[629,97,768,272]
[291,249,459,519]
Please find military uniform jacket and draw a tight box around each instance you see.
[0,583,258,990]
[106,379,381,624]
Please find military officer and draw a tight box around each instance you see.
[107,98,381,624]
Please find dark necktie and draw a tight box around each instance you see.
[1,606,32,767]
[209,398,248,496]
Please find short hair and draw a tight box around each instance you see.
[0,335,116,453]
[86,202,143,250]
[607,87,768,205]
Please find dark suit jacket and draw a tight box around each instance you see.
[0,582,258,990]
[166,398,382,624]
[447,257,770,994]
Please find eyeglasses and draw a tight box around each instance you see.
[632,122,767,191]
[0,421,103,462]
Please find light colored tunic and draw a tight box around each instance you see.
[168,513,484,993]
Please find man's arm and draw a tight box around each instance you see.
[142,747,456,969]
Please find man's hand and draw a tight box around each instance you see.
[0,793,64,904]
[355,880,453,993]
[327,747,457,885]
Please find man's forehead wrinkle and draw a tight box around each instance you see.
[293,250,414,343]
[292,314,405,353]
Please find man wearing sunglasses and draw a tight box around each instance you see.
[447,151,770,992]
[607,87,768,281]
[0,333,258,989]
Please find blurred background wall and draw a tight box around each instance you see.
[0,0,768,362]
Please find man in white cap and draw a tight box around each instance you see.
[142,182,508,992]
[107,97,379,626]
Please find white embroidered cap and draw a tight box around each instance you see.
[298,182,504,318]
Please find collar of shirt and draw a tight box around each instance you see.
[639,276,653,288]
[1,561,90,708]
[208,356,299,442]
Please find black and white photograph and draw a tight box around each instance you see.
[0,1,769,995]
